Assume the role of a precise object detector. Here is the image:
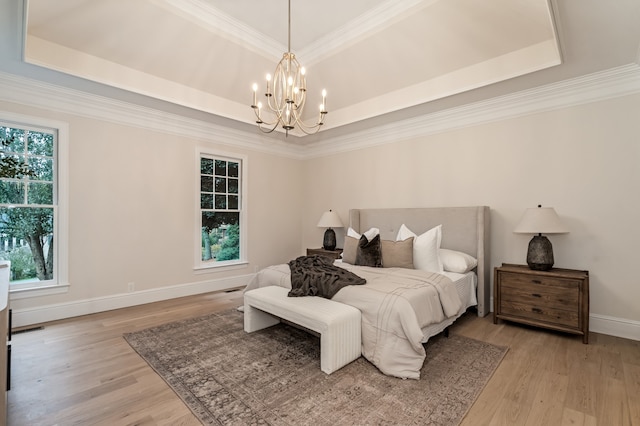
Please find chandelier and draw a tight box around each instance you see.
[251,0,327,136]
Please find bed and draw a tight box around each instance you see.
[244,206,491,379]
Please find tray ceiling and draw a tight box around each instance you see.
[24,0,563,137]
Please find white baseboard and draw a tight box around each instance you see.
[10,274,253,328]
[589,313,640,342]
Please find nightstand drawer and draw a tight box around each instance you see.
[500,273,580,311]
[500,300,579,328]
[500,272,580,291]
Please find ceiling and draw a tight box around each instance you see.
[23,0,640,142]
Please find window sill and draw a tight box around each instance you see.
[9,283,70,300]
[193,261,249,274]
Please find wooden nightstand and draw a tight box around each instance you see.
[494,263,590,343]
[306,248,343,260]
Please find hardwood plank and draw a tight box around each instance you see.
[7,289,640,425]
[625,363,640,425]
[595,376,632,426]
[561,407,597,426]
[523,371,569,426]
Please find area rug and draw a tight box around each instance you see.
[124,309,507,426]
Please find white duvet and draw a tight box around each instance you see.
[244,262,462,379]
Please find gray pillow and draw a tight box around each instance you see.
[341,236,359,264]
[355,234,382,267]
[381,237,414,268]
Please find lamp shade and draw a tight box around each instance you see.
[513,206,569,234]
[317,210,343,229]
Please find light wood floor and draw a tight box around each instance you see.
[7,289,640,426]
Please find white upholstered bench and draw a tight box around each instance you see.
[244,286,362,374]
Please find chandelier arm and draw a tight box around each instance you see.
[252,106,261,122]
[267,58,289,114]
[295,92,306,113]
[289,99,324,125]
[265,95,284,117]
[292,121,322,135]
[256,102,287,127]
[257,120,280,134]
[255,113,280,127]
[292,113,326,133]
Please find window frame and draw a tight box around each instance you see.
[194,147,247,271]
[0,112,69,298]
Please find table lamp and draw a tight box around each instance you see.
[317,210,343,251]
[513,205,569,271]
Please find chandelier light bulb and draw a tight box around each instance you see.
[252,83,259,106]
[265,74,272,95]
[301,67,306,75]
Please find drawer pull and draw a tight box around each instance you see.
[532,279,542,284]
[531,293,542,298]
[531,307,543,314]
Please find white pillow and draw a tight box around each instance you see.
[439,248,478,273]
[347,227,360,238]
[396,224,443,273]
[347,227,379,240]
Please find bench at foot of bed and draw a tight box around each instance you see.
[243,286,362,374]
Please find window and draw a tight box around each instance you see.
[0,123,58,288]
[197,150,246,269]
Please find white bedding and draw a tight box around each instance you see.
[421,271,476,342]
[244,262,475,379]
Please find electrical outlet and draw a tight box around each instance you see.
[127,282,135,292]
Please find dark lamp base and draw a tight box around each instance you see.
[526,235,554,271]
[322,228,337,251]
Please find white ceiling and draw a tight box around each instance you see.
[23,0,640,141]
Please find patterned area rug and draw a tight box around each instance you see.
[124,309,507,426]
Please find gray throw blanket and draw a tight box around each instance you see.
[288,255,366,299]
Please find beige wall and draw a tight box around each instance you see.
[303,93,640,324]
[1,100,304,317]
[2,89,639,333]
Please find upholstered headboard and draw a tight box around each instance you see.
[349,206,491,317]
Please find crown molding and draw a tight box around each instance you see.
[0,70,306,159]
[304,63,640,158]
[1,64,640,161]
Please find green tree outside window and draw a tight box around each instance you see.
[0,126,55,283]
